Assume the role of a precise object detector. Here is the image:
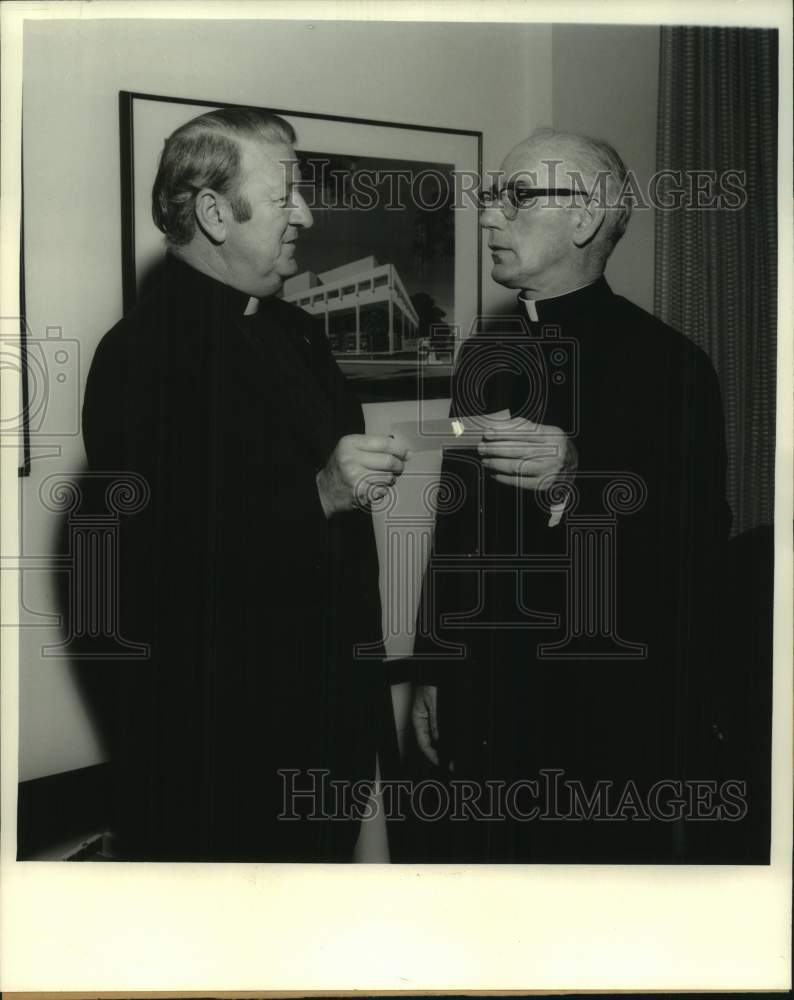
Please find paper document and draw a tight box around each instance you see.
[392,410,511,453]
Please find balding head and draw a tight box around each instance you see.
[502,129,632,251]
[480,129,633,297]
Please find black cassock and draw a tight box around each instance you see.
[82,255,388,861]
[411,277,732,863]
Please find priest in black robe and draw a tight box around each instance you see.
[410,129,732,863]
[82,107,406,861]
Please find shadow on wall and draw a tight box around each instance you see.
[136,254,167,310]
[17,465,146,859]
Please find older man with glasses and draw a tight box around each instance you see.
[410,128,731,863]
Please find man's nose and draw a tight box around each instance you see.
[290,191,313,229]
[479,206,504,232]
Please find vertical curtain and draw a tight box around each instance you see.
[655,27,778,534]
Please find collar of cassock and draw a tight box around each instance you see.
[164,253,263,321]
[518,275,612,324]
[162,253,333,455]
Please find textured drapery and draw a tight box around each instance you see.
[655,27,778,534]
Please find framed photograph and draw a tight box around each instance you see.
[119,91,482,401]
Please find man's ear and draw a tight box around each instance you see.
[194,188,227,244]
[571,200,606,248]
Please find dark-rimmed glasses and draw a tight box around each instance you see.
[478,186,578,220]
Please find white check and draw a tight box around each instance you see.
[392,410,511,453]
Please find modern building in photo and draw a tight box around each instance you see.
[282,255,420,356]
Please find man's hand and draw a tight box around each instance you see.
[316,434,410,517]
[477,418,577,491]
[412,684,440,766]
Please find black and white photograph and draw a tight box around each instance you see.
[1,0,791,993]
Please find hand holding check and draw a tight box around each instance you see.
[316,434,411,517]
[477,416,578,491]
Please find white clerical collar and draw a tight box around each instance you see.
[243,296,260,316]
[520,295,539,322]
[519,279,601,322]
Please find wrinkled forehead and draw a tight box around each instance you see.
[498,141,584,188]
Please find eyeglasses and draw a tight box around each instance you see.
[478,186,578,220]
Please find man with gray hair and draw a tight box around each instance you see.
[83,107,406,860]
[411,129,731,863]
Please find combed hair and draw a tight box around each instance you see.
[152,107,296,245]
[525,128,633,249]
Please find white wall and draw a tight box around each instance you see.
[20,18,554,781]
[552,24,660,311]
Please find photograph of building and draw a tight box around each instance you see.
[282,255,420,355]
